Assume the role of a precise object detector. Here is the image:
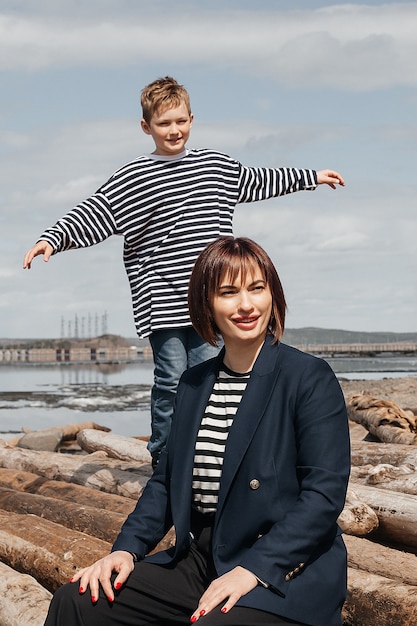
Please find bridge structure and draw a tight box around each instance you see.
[294,343,417,357]
[1,342,417,364]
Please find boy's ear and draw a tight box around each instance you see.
[141,118,151,135]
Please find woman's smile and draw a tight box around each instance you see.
[232,315,261,330]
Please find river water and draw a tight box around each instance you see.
[1,354,417,438]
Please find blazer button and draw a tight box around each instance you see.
[249,479,260,490]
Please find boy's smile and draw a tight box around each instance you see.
[141,102,193,157]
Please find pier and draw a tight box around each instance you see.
[1,342,417,364]
[0,345,152,364]
[294,342,417,357]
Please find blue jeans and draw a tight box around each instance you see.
[148,327,220,460]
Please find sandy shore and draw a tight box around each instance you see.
[339,375,417,410]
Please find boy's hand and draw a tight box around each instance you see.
[316,170,345,189]
[23,241,54,269]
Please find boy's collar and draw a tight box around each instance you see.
[147,149,188,162]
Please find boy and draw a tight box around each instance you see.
[23,76,345,467]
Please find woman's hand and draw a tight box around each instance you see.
[69,551,135,603]
[316,170,345,189]
[190,566,258,622]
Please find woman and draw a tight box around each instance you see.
[44,237,350,626]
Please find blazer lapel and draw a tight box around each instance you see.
[169,352,223,522]
[216,337,282,516]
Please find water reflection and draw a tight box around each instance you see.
[0,361,154,392]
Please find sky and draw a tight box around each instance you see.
[1,0,416,339]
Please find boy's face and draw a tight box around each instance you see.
[141,102,193,156]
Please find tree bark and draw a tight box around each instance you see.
[344,534,417,586]
[0,441,151,499]
[347,482,417,549]
[350,440,417,467]
[350,462,417,496]
[8,421,112,451]
[0,466,136,515]
[0,561,52,626]
[0,487,128,543]
[338,488,379,536]
[343,567,417,626]
[0,510,110,592]
[347,394,417,445]
[77,428,152,463]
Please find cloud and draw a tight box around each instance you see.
[1,3,417,90]
[316,232,369,251]
[2,1,417,336]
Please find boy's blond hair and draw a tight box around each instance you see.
[141,76,192,124]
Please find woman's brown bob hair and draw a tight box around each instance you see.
[188,237,286,346]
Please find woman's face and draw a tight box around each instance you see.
[212,267,273,348]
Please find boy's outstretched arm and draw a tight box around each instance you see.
[316,170,345,189]
[23,241,54,269]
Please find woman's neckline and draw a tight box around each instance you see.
[221,363,251,377]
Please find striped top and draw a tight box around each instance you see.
[192,366,250,513]
[39,149,317,337]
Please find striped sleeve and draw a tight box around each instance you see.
[237,166,317,203]
[38,193,118,252]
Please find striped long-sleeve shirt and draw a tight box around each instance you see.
[39,148,317,338]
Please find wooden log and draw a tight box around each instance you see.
[348,421,369,441]
[0,441,151,499]
[0,487,128,543]
[349,483,417,549]
[10,421,112,451]
[77,428,152,463]
[343,567,417,626]
[338,488,379,536]
[0,561,52,626]
[350,440,417,467]
[0,467,136,515]
[363,462,415,483]
[0,510,110,592]
[344,534,417,586]
[350,462,417,496]
[347,394,417,444]
[0,465,46,491]
[0,469,175,554]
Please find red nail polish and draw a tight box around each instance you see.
[91,596,97,603]
[115,582,122,590]
[221,607,227,613]
[190,617,197,623]
[200,610,206,616]
[107,596,113,603]
[79,587,84,594]
[69,577,74,583]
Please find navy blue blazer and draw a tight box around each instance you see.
[113,337,350,626]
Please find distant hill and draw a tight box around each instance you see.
[282,327,417,345]
[2,328,417,349]
[128,328,417,346]
[0,334,134,350]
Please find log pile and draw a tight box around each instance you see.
[1,396,417,625]
[343,393,417,625]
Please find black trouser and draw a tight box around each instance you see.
[44,512,306,626]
